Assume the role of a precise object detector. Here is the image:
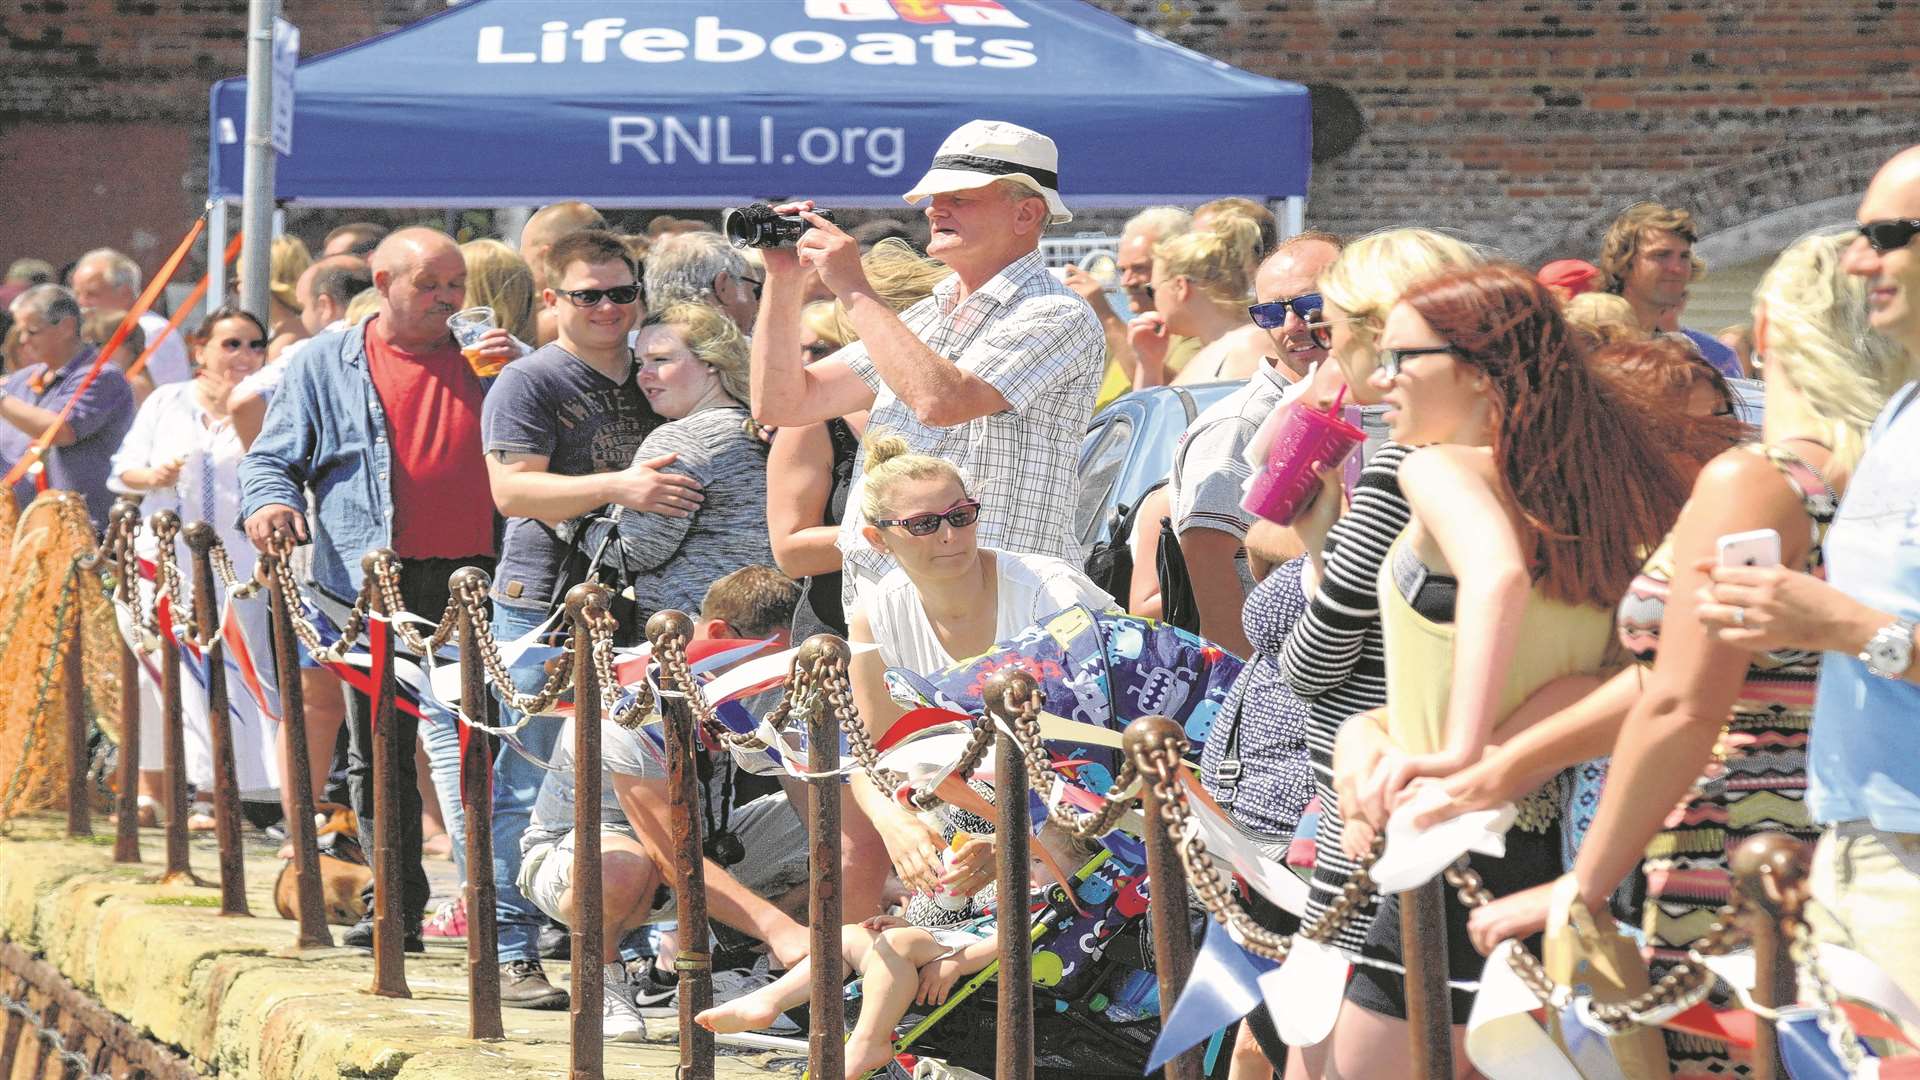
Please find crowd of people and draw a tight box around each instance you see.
[3,120,1917,1080]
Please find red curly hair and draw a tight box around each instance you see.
[1401,263,1716,609]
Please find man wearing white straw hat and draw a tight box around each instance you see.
[749,119,1105,616]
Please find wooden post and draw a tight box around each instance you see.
[798,635,847,1080]
[650,609,714,1080]
[362,550,409,999]
[1400,879,1454,1079]
[266,548,330,947]
[1123,715,1201,1080]
[1731,833,1812,1080]
[149,511,192,884]
[63,555,91,838]
[110,500,142,863]
[983,668,1036,1080]
[184,524,248,917]
[566,584,608,1078]
[451,566,502,1039]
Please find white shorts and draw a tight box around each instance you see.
[517,792,811,929]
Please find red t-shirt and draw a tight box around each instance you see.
[363,316,495,560]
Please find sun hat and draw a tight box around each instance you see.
[903,119,1072,225]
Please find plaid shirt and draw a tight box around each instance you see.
[836,249,1104,605]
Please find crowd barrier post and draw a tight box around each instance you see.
[1401,877,1453,1077]
[64,543,92,839]
[984,668,1037,1080]
[1123,715,1202,1080]
[184,524,249,916]
[449,567,502,1039]
[265,544,330,948]
[109,500,142,864]
[362,551,410,999]
[149,511,192,883]
[649,609,715,1080]
[564,584,608,1076]
[1731,832,1811,1080]
[797,635,848,1080]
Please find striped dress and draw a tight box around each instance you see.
[1277,442,1413,953]
[1614,444,1833,1080]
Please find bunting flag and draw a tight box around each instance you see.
[1368,782,1516,895]
[219,594,280,723]
[1146,919,1276,1073]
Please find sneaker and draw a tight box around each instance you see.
[627,961,679,1017]
[500,958,570,1010]
[421,897,467,942]
[601,963,648,1043]
[709,967,800,1035]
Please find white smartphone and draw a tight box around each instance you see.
[1717,528,1781,569]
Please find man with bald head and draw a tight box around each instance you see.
[520,201,608,345]
[240,227,512,957]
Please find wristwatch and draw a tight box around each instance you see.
[1860,617,1917,679]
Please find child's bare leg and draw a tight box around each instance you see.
[698,924,879,1034]
[845,927,949,1079]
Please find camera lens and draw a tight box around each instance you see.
[722,204,776,249]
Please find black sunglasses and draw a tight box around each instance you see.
[1248,292,1324,329]
[560,285,641,307]
[741,275,765,301]
[1378,346,1458,378]
[873,499,982,537]
[1859,219,1920,254]
[219,337,267,351]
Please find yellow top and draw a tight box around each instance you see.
[1377,533,1616,758]
[1093,335,1204,412]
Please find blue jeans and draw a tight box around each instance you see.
[420,713,466,881]
[491,599,565,964]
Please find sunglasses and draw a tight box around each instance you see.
[1248,292,1324,329]
[1307,313,1364,350]
[872,499,982,537]
[1378,345,1458,378]
[560,285,641,307]
[801,341,837,361]
[741,275,765,301]
[1859,218,1920,254]
[219,336,268,352]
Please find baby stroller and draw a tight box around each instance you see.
[860,606,1243,1079]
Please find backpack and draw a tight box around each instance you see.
[1082,478,1167,602]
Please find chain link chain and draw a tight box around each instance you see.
[447,572,573,716]
[1006,691,1137,840]
[209,540,263,600]
[1788,910,1869,1074]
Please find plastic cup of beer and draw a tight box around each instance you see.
[447,306,500,377]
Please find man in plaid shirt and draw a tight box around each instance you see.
[749,120,1105,608]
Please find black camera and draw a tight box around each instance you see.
[704,829,746,867]
[722,203,834,249]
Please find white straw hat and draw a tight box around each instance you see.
[902,119,1072,225]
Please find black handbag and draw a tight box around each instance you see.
[1155,514,1200,634]
[551,511,642,647]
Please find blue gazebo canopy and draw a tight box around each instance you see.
[208,0,1310,209]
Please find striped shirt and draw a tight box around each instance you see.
[836,249,1105,607]
[1277,441,1413,952]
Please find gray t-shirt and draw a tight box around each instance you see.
[481,343,658,609]
[1168,364,1302,597]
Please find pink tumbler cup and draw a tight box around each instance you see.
[1241,400,1365,526]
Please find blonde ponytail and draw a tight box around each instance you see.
[1154,215,1261,305]
[858,430,966,522]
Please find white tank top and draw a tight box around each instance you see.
[865,548,1116,675]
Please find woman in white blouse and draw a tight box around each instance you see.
[111,306,279,826]
[846,431,1115,908]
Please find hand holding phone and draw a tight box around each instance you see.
[1716,528,1781,569]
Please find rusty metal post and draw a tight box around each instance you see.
[1731,833,1812,1080]
[362,551,410,998]
[566,584,608,1077]
[984,668,1036,1080]
[109,501,142,863]
[149,511,192,883]
[1400,878,1454,1078]
[185,524,249,916]
[798,635,847,1080]
[651,609,714,1080]
[63,553,91,838]
[266,547,330,948]
[1123,715,1201,1080]
[451,567,502,1039]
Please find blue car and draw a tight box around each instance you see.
[1073,381,1244,561]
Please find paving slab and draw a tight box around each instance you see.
[0,816,800,1078]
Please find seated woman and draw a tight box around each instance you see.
[845,432,1115,900]
[1130,215,1266,389]
[584,302,771,619]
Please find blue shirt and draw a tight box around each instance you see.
[0,347,134,529]
[237,324,494,604]
[1810,382,1920,832]
[1680,328,1744,381]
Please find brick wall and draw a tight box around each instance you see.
[3,0,1918,280]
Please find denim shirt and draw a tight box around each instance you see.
[237,323,492,604]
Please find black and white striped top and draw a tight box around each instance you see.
[1277,441,1413,953]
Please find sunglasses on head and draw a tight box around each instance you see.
[1247,292,1324,329]
[873,499,981,537]
[1859,218,1920,254]
[560,285,641,307]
